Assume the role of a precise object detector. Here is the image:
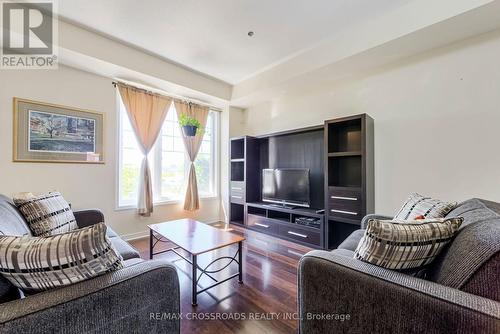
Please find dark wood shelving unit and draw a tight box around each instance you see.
[228,114,374,250]
[324,114,374,249]
[228,136,260,226]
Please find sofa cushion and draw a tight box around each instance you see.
[460,252,499,301]
[354,217,463,270]
[337,229,365,251]
[13,192,78,237]
[444,198,498,228]
[0,223,123,293]
[427,199,500,301]
[0,195,32,303]
[0,195,31,237]
[394,193,456,220]
[109,236,141,260]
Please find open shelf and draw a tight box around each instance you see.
[328,156,362,187]
[247,206,266,217]
[230,138,245,160]
[293,214,322,230]
[230,203,244,225]
[327,119,362,153]
[268,210,291,222]
[231,161,245,181]
[327,220,359,249]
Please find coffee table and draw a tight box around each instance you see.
[148,219,245,306]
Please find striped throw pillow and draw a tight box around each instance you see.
[0,223,123,292]
[13,192,78,236]
[354,217,463,270]
[394,193,457,220]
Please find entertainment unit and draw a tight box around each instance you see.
[246,202,324,248]
[228,114,374,249]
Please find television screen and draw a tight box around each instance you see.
[262,168,310,207]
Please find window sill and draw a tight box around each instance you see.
[115,195,220,212]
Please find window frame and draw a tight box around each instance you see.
[115,95,220,210]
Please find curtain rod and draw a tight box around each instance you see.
[112,81,223,112]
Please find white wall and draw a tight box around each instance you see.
[0,65,221,239]
[236,30,500,215]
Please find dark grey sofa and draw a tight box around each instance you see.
[0,195,180,334]
[299,198,500,333]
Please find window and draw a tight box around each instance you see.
[118,97,218,208]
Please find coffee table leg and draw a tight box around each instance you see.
[192,254,198,306]
[238,241,243,284]
[149,229,153,260]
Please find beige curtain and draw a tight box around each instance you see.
[174,100,209,211]
[118,84,172,216]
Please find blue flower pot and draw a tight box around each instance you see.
[182,125,197,137]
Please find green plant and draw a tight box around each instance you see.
[178,114,204,134]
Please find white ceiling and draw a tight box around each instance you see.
[58,0,412,84]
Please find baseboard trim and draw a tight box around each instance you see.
[121,231,149,241]
[120,219,222,241]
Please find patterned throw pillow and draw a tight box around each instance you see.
[14,192,78,236]
[354,217,463,270]
[394,193,457,220]
[0,223,123,292]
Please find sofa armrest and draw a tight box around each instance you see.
[0,260,180,334]
[298,250,500,334]
[360,214,393,229]
[74,209,105,228]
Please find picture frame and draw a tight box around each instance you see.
[13,98,105,164]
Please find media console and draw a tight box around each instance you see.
[229,114,374,249]
[246,202,325,248]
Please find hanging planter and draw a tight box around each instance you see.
[179,114,203,137]
[182,125,198,137]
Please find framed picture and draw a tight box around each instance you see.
[13,98,105,163]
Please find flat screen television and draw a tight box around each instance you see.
[262,168,310,208]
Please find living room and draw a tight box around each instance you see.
[0,1,499,333]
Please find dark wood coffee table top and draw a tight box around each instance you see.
[148,219,245,255]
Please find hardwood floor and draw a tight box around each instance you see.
[129,223,313,334]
